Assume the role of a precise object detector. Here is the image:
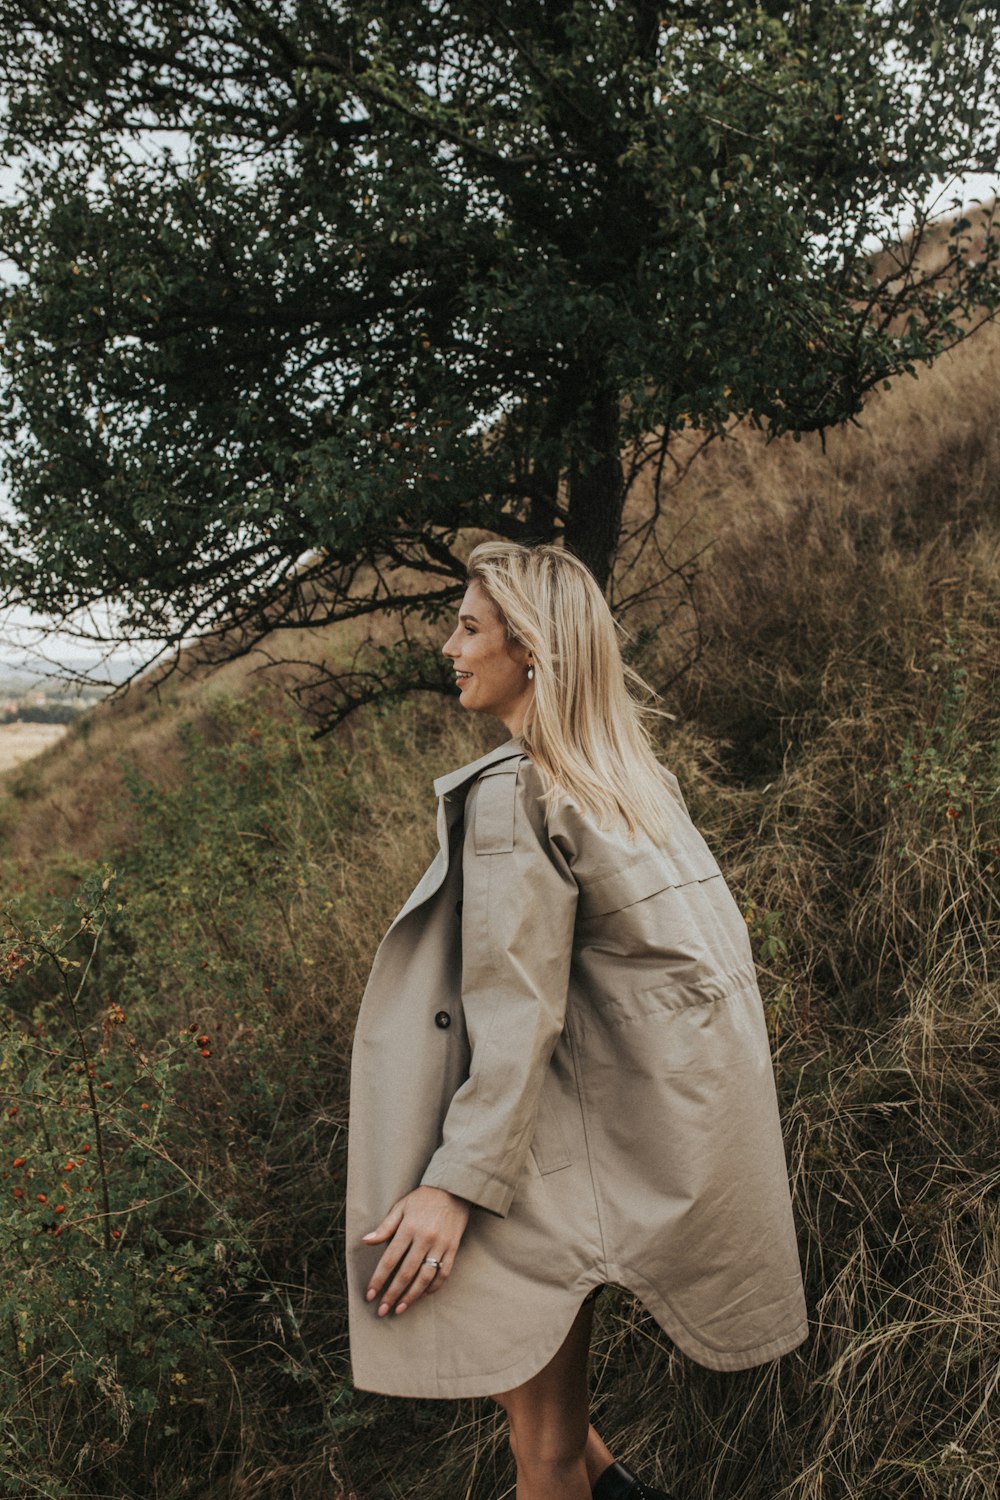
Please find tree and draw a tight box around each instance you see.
[1,1,998,722]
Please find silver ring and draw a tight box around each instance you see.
[423,1256,442,1270]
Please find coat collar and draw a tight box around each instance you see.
[433,735,526,799]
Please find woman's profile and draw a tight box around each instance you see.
[346,541,808,1499]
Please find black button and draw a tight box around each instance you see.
[434,1011,451,1030]
[455,900,463,916]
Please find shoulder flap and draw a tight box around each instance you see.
[472,757,525,855]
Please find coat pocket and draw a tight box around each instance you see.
[528,1080,572,1175]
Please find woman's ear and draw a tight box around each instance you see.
[507,636,531,669]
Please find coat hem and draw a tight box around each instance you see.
[611,1261,810,1372]
[349,1276,607,1400]
[348,1271,809,1399]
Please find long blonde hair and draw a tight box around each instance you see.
[466,540,677,846]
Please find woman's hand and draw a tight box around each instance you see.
[361,1185,471,1317]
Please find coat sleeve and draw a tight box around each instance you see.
[418,759,579,1217]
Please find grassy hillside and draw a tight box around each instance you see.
[0,318,997,1500]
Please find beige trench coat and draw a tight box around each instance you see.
[346,737,808,1399]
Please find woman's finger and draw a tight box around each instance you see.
[422,1252,452,1295]
[366,1228,411,1302]
[361,1199,405,1244]
[375,1246,430,1316]
[393,1257,444,1315]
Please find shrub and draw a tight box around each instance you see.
[0,868,243,1494]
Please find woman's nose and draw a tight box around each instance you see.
[442,630,458,659]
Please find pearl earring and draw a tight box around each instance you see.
[527,665,535,681]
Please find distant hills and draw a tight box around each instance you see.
[0,655,139,691]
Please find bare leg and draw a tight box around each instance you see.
[585,1424,616,1488]
[493,1300,615,1500]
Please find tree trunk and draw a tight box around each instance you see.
[563,385,624,593]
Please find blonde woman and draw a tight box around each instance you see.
[346,542,807,1500]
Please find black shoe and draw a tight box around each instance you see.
[591,1458,674,1500]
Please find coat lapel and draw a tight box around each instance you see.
[385,737,525,935]
[432,735,525,799]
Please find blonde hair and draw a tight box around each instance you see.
[466,540,677,846]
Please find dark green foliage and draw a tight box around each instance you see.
[0,870,243,1495]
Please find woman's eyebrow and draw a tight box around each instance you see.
[459,612,479,623]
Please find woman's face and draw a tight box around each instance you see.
[442,580,534,734]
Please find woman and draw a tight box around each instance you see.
[346,542,808,1500]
